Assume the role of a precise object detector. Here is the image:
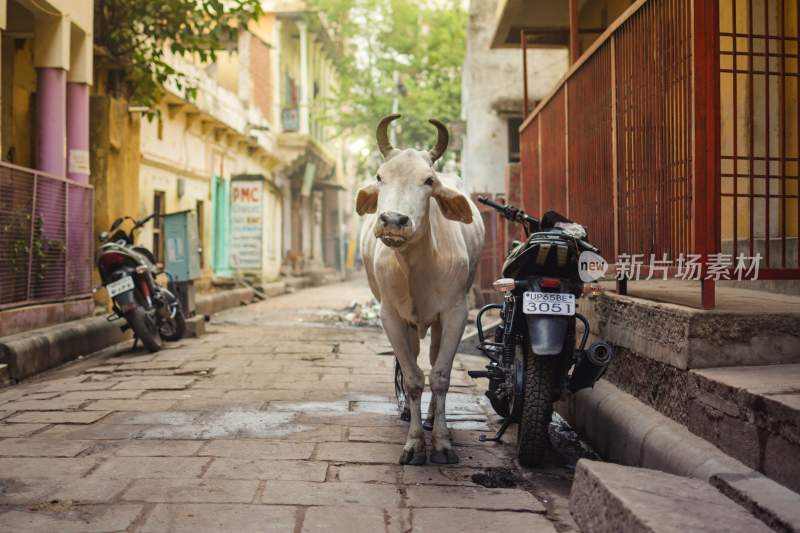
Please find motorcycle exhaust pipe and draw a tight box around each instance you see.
[568,341,614,393]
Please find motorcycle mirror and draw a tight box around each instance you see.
[110,217,124,231]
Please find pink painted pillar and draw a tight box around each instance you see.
[66,82,90,184]
[36,68,67,176]
[66,82,92,276]
[35,68,68,257]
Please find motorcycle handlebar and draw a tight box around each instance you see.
[477,195,505,211]
[133,213,156,230]
[477,196,539,227]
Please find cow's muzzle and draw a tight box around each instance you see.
[376,211,412,247]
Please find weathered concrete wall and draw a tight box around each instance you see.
[461,0,567,195]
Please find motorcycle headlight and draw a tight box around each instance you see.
[555,222,587,239]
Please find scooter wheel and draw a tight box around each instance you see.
[127,308,162,353]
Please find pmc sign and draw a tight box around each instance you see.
[230,179,264,270]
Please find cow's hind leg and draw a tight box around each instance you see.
[429,303,467,464]
[423,321,442,431]
[381,306,426,465]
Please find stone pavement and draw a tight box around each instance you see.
[0,278,576,532]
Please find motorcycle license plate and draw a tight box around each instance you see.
[106,276,134,298]
[523,292,575,316]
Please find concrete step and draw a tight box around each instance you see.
[195,287,255,316]
[558,380,800,532]
[308,268,342,287]
[583,288,800,370]
[689,364,800,494]
[285,276,311,292]
[580,286,800,496]
[258,280,287,298]
[569,459,772,533]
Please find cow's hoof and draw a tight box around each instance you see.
[399,449,427,465]
[422,419,433,431]
[429,448,459,464]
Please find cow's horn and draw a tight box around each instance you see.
[376,113,401,157]
[428,119,449,163]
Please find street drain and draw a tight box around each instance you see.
[470,467,522,488]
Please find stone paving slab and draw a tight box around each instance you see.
[6,410,110,424]
[413,508,557,533]
[302,506,404,533]
[122,478,260,503]
[90,457,210,479]
[0,504,143,533]
[113,439,205,456]
[260,480,402,507]
[140,503,298,532]
[203,459,329,481]
[406,484,546,512]
[0,437,91,457]
[0,457,96,478]
[200,439,315,460]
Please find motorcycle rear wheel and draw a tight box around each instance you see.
[127,308,162,353]
[160,302,186,342]
[517,345,557,467]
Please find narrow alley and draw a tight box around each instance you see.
[0,278,579,532]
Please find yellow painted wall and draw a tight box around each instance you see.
[719,0,799,246]
[0,36,36,167]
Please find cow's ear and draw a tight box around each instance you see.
[356,183,379,215]
[433,185,473,224]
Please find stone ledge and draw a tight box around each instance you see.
[569,459,772,533]
[557,380,800,532]
[0,316,129,382]
[195,288,255,316]
[581,292,800,369]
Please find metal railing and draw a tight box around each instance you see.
[0,162,94,310]
[518,0,799,308]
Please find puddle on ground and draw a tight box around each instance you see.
[269,401,350,413]
[139,410,304,439]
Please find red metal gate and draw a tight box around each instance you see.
[517,0,799,308]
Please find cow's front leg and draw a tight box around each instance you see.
[381,306,426,465]
[424,321,442,431]
[428,303,467,464]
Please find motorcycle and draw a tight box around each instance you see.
[96,213,186,352]
[469,196,614,466]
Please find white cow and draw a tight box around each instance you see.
[356,114,485,465]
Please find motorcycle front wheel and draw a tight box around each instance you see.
[127,307,163,353]
[517,344,557,467]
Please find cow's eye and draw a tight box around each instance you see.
[424,177,434,186]
[376,175,382,182]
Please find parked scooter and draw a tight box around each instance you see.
[96,214,186,352]
[470,196,614,466]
